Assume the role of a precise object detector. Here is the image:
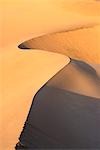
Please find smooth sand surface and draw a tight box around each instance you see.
[1,0,100,149]
[18,59,100,148]
[1,0,100,47]
[47,59,100,98]
[20,25,100,63]
[1,47,69,150]
[19,85,100,148]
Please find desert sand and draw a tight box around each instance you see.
[20,24,100,63]
[19,68,100,148]
[1,0,100,149]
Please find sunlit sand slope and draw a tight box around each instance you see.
[20,25,100,63]
[1,46,69,150]
[1,0,100,48]
[1,0,100,149]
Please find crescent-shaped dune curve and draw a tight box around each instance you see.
[19,24,100,63]
[1,0,100,149]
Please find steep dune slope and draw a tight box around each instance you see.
[1,47,69,149]
[1,0,100,149]
[20,25,100,63]
[2,0,100,48]
[47,59,100,98]
[17,59,100,148]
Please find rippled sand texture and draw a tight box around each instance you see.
[1,0,100,149]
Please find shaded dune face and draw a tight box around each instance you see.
[1,0,100,149]
[18,25,100,63]
[19,87,100,148]
[46,59,100,98]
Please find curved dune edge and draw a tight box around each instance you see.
[1,44,70,149]
[1,0,100,149]
[46,59,100,99]
[1,0,100,48]
[18,24,100,64]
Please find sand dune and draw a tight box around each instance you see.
[46,59,100,98]
[19,25,100,63]
[1,47,69,149]
[1,0,100,47]
[19,83,100,148]
[1,0,100,149]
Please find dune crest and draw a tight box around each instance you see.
[47,59,100,98]
[19,25,100,63]
[1,0,100,149]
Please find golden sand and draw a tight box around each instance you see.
[1,0,100,149]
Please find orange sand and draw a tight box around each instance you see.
[1,0,100,149]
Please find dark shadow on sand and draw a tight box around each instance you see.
[18,84,100,148]
[15,51,100,148]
